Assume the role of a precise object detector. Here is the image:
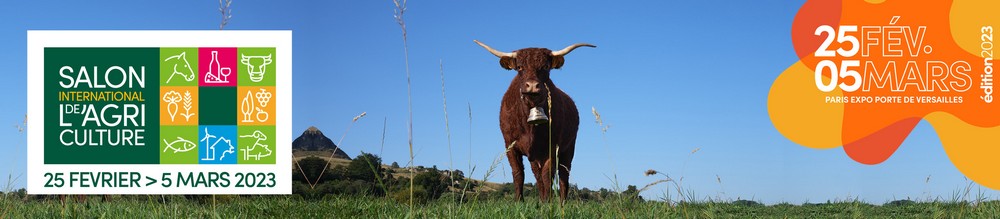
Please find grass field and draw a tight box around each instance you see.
[5,2,998,218]
[4,195,1000,218]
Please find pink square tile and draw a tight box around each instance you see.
[199,47,238,86]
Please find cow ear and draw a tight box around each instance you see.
[500,56,516,70]
[551,56,565,69]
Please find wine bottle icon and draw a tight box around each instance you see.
[204,51,231,83]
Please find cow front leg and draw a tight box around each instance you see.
[506,151,525,201]
[538,158,556,202]
[527,159,545,201]
[558,163,571,202]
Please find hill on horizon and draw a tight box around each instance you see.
[292,126,351,160]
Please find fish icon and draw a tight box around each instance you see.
[163,137,196,153]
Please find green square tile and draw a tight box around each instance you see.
[237,126,276,164]
[160,48,199,86]
[160,125,199,164]
[199,86,237,125]
[237,47,276,86]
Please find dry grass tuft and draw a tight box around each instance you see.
[645,169,658,177]
[352,112,367,122]
[218,0,233,30]
[16,114,26,133]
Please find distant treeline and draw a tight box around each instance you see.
[292,153,645,203]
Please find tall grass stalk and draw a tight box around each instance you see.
[7,114,26,197]
[923,174,933,202]
[671,147,700,204]
[546,88,554,181]
[459,103,474,204]
[543,84,565,217]
[643,169,689,217]
[592,107,630,219]
[391,0,415,213]
[339,112,367,146]
[591,107,620,194]
[212,1,232,206]
[955,177,990,216]
[2,173,22,218]
[439,59,455,205]
[476,141,516,201]
[716,174,726,202]
[2,173,21,198]
[301,112,365,189]
[358,116,390,197]
[459,166,475,203]
[360,149,389,196]
[380,117,387,157]
[4,114,28,217]
[378,117,389,193]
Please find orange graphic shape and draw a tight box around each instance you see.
[770,0,1000,188]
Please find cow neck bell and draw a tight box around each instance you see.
[527,107,549,125]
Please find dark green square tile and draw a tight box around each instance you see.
[199,86,236,125]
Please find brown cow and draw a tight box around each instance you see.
[474,40,594,202]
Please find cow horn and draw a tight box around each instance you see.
[474,40,515,58]
[551,43,596,57]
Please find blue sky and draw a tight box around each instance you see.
[1,0,995,204]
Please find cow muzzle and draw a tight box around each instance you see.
[527,106,549,125]
[522,81,543,95]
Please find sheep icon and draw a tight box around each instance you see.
[239,130,272,160]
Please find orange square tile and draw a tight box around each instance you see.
[237,86,275,126]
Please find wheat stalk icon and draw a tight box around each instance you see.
[181,90,195,121]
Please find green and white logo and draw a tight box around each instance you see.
[45,48,161,164]
[27,31,292,194]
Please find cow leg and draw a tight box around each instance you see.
[506,151,525,201]
[538,158,556,202]
[558,145,575,202]
[558,163,571,202]
[528,159,545,201]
